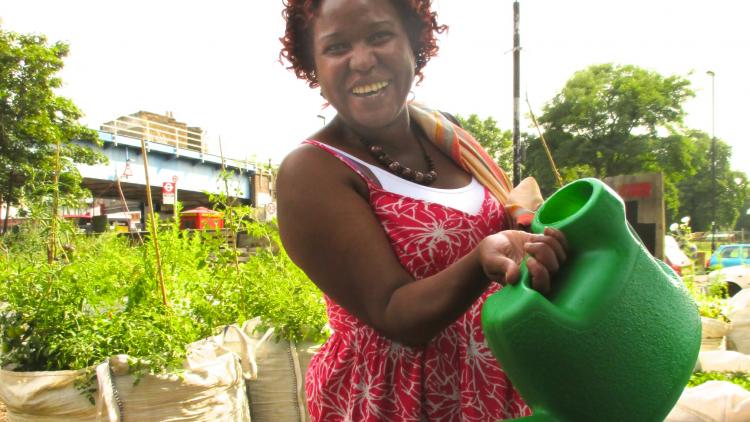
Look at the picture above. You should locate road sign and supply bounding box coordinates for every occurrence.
[163,182,176,205]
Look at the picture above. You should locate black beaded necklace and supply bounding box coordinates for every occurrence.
[358,123,438,185]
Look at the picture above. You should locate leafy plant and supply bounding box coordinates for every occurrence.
[683,277,729,322]
[690,371,750,390]
[0,203,327,376]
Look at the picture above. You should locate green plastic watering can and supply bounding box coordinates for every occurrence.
[482,178,701,422]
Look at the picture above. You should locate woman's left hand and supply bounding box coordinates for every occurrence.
[477,227,568,294]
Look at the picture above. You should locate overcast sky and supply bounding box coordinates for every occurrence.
[2,0,748,175]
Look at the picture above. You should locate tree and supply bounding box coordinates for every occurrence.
[524,63,696,206]
[455,114,513,171]
[0,27,103,233]
[735,179,750,234]
[675,130,742,232]
[732,173,750,234]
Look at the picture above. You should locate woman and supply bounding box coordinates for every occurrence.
[277,0,568,420]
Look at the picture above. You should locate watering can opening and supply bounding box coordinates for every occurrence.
[536,179,595,227]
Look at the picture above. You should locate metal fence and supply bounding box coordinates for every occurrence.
[100,114,204,153]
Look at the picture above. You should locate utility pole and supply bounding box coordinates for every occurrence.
[512,1,521,185]
[707,70,717,252]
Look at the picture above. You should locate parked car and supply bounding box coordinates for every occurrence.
[707,244,750,270]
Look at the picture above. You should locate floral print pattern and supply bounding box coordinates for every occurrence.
[304,140,530,421]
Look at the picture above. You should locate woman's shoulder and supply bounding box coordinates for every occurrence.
[279,125,339,172]
[278,141,332,185]
[278,137,369,200]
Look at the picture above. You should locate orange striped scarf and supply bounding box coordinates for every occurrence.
[409,102,543,227]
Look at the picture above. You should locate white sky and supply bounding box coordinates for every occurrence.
[2,0,748,175]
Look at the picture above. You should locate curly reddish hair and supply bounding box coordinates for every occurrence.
[279,0,447,88]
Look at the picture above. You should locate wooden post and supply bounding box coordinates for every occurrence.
[512,0,521,185]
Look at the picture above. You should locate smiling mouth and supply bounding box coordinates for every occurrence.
[351,81,390,97]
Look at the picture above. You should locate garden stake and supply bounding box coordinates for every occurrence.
[139,138,169,307]
[116,177,143,244]
[48,138,61,264]
[526,94,563,188]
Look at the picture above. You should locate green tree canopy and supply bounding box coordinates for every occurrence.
[0,26,103,231]
[536,64,694,174]
[524,64,700,217]
[455,114,513,171]
[675,130,744,232]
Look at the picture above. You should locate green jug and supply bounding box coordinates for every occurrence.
[482,178,700,422]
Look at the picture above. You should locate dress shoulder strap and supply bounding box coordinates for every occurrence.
[302,140,382,189]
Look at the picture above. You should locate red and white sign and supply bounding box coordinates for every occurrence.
[163,182,176,205]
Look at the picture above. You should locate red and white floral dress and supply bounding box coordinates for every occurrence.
[304,140,531,421]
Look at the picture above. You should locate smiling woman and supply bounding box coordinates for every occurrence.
[276,1,567,421]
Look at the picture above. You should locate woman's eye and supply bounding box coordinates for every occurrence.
[369,32,393,44]
[324,43,348,55]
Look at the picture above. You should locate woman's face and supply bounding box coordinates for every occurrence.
[312,0,416,131]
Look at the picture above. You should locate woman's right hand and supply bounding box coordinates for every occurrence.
[477,227,568,295]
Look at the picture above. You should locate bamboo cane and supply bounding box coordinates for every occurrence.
[139,138,169,307]
[48,138,61,264]
[526,94,564,188]
[116,176,143,244]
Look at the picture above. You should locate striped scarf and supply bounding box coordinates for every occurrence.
[409,102,542,227]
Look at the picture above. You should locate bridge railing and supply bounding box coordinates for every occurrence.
[100,115,204,153]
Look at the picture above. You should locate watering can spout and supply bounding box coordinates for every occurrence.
[482,178,700,422]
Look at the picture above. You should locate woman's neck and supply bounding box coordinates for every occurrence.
[333,112,417,155]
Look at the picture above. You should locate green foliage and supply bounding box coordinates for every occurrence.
[523,63,746,227]
[0,26,105,229]
[669,217,698,260]
[539,64,694,143]
[0,209,327,374]
[241,223,328,343]
[690,371,750,390]
[675,131,744,231]
[455,114,513,171]
[525,64,696,203]
[683,274,729,321]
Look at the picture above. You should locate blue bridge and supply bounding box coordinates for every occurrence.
[73,131,263,222]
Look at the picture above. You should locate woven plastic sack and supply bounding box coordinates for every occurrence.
[726,290,750,353]
[666,381,750,421]
[702,317,730,339]
[727,289,750,320]
[239,318,321,422]
[701,317,729,351]
[0,367,97,421]
[696,350,750,372]
[1,325,252,422]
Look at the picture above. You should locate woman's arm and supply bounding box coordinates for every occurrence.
[277,145,566,346]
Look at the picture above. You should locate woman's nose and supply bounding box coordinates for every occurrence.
[350,43,376,73]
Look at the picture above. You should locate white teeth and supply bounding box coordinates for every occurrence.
[352,81,389,95]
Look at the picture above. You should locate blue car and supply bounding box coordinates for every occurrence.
[707,244,750,270]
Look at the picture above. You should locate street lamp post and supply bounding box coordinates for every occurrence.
[707,70,717,252]
[317,114,326,126]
